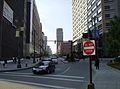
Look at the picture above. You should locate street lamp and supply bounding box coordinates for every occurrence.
[16,27,21,68]
[33,29,36,63]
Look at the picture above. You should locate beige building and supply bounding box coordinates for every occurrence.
[72,0,120,55]
[31,0,43,57]
[72,0,87,51]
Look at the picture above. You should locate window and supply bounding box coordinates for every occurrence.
[98,24,102,30]
[88,5,91,10]
[93,13,97,17]
[106,22,110,26]
[98,8,101,14]
[88,11,91,16]
[92,0,96,5]
[98,16,102,21]
[104,6,110,10]
[92,5,97,11]
[97,0,101,6]
[105,14,110,18]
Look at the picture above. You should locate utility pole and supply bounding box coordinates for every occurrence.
[33,30,36,63]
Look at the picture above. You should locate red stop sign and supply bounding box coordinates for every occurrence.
[83,40,95,55]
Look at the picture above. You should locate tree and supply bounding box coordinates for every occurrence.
[104,16,120,57]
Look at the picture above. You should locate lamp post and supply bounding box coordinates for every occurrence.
[33,29,36,63]
[16,27,21,68]
[87,16,99,89]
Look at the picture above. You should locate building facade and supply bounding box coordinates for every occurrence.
[72,0,120,56]
[31,0,42,57]
[58,41,71,55]
[56,28,63,54]
[0,0,25,59]
[72,0,87,52]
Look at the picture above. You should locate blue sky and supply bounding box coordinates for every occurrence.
[35,0,72,53]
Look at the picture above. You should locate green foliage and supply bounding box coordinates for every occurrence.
[105,16,120,57]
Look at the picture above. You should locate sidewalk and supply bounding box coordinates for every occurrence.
[93,60,120,89]
[0,80,48,89]
[0,58,40,72]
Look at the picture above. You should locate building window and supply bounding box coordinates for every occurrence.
[104,6,110,10]
[98,24,102,30]
[88,11,91,16]
[88,4,91,10]
[98,8,101,14]
[98,16,102,21]
[105,14,110,18]
[93,13,97,17]
[106,22,110,26]
[92,5,97,12]
[92,0,96,5]
[97,0,101,6]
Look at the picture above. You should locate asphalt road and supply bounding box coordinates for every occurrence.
[0,59,90,89]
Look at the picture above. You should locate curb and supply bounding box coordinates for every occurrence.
[0,61,41,72]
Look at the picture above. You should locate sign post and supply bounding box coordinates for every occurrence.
[83,40,95,89]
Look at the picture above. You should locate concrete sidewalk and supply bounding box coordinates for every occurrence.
[0,80,48,89]
[0,58,40,72]
[93,60,120,89]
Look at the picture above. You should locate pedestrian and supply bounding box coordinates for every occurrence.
[95,59,100,69]
[3,63,5,68]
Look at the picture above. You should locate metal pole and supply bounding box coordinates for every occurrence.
[88,56,95,89]
[33,30,36,63]
[17,28,21,68]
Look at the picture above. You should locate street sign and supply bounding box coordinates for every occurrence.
[83,40,95,56]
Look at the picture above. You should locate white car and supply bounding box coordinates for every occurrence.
[51,58,58,64]
[32,61,55,74]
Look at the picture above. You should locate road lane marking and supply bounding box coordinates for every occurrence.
[0,79,75,89]
[0,73,85,82]
[47,74,84,79]
[59,66,71,75]
[4,72,33,75]
[4,72,84,79]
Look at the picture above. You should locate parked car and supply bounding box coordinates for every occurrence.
[114,56,120,62]
[51,58,58,64]
[32,60,55,74]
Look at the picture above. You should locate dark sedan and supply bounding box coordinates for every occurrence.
[32,61,55,74]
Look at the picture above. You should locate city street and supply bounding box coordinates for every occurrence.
[0,59,90,89]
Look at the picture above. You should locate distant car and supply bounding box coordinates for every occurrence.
[114,56,120,62]
[32,61,55,74]
[51,58,58,64]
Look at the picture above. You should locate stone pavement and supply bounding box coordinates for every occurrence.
[93,60,120,89]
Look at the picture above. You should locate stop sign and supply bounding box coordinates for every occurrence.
[83,40,95,56]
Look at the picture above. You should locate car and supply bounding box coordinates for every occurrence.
[32,60,55,74]
[114,56,120,62]
[51,58,58,64]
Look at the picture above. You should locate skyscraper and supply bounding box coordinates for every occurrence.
[56,28,63,54]
[72,0,87,51]
[72,0,120,55]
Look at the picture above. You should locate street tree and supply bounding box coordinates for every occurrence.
[105,16,120,57]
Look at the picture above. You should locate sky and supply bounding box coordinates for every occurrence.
[35,0,72,54]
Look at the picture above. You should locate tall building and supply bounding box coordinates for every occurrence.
[0,0,25,59]
[31,0,43,57]
[56,28,63,54]
[72,0,87,52]
[72,0,120,56]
